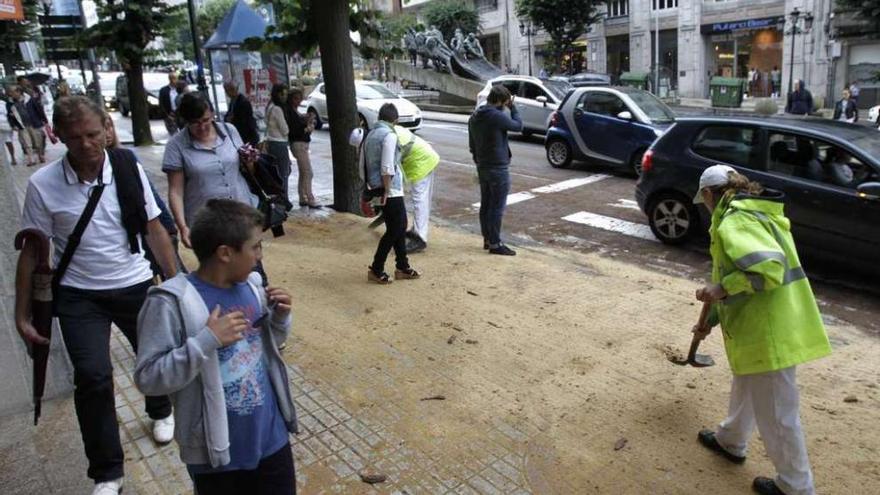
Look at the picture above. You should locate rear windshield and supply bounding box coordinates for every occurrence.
[626,90,675,123]
[356,84,398,100]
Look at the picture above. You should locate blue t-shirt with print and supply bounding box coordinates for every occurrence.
[186,274,289,473]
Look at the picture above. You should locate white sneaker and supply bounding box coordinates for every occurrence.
[152,415,175,444]
[92,478,123,495]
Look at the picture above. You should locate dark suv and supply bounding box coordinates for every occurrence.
[635,116,880,274]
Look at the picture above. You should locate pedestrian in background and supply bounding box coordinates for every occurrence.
[265,84,291,205]
[394,124,439,253]
[692,165,831,495]
[848,81,860,106]
[468,84,522,256]
[363,103,420,284]
[16,96,178,495]
[224,81,260,147]
[26,85,49,163]
[7,85,42,166]
[159,72,180,137]
[135,199,297,495]
[784,80,813,116]
[286,87,319,208]
[832,88,859,123]
[770,67,781,98]
[163,93,259,249]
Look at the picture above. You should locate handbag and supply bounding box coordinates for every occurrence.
[228,124,290,237]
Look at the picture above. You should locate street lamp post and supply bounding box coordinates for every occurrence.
[786,8,814,98]
[186,0,209,100]
[519,20,537,77]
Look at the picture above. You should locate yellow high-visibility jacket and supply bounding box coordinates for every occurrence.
[708,191,832,375]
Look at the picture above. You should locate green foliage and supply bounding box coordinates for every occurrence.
[836,0,880,28]
[421,0,479,42]
[516,0,605,68]
[358,12,417,61]
[84,1,183,66]
[245,0,364,56]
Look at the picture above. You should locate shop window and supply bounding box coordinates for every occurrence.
[652,0,678,10]
[691,125,757,168]
[608,0,628,17]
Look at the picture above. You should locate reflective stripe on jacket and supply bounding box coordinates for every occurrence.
[394,125,439,183]
[708,191,831,375]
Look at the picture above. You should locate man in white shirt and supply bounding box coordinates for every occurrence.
[14,96,178,495]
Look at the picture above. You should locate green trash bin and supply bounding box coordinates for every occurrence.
[709,77,744,108]
[620,72,650,90]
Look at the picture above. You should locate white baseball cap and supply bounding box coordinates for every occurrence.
[348,128,364,147]
[693,164,736,204]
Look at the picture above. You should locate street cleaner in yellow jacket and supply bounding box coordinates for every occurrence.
[394,125,440,254]
[692,165,831,495]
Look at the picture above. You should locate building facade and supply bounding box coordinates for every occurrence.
[384,0,878,107]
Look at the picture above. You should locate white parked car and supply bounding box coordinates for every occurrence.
[475,75,572,136]
[869,104,879,128]
[304,81,422,131]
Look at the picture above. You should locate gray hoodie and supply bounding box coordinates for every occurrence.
[134,272,298,468]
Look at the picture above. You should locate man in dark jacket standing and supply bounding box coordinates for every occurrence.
[468,85,522,256]
[223,81,259,147]
[832,88,859,123]
[785,80,813,116]
[158,72,179,137]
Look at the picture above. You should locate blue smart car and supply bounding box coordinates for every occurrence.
[544,87,675,176]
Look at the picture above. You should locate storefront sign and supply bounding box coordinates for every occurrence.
[700,16,784,35]
[0,0,24,21]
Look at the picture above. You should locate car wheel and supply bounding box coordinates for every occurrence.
[308,108,323,130]
[647,192,699,245]
[630,149,646,177]
[546,139,572,169]
[358,113,368,130]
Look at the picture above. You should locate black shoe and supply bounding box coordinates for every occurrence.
[752,477,785,495]
[697,430,746,464]
[406,230,419,241]
[489,245,516,256]
[483,241,489,250]
[405,238,427,254]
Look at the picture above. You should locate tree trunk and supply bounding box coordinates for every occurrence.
[125,60,154,146]
[312,0,360,214]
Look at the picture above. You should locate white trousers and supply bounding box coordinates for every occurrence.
[715,366,815,495]
[408,169,435,242]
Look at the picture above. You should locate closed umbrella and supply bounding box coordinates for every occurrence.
[14,229,53,425]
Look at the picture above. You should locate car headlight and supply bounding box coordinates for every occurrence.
[147,95,159,105]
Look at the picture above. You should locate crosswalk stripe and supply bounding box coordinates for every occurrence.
[471,174,610,208]
[562,211,658,242]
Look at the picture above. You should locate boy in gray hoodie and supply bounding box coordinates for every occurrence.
[134,199,297,494]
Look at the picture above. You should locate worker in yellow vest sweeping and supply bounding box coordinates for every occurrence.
[691,165,831,495]
[394,125,439,253]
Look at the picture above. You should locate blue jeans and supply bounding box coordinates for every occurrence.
[477,166,510,248]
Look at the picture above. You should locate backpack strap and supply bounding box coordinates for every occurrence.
[108,148,148,254]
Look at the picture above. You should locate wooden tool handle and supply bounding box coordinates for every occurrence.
[697,301,712,330]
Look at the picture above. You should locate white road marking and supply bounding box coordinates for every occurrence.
[422,123,468,133]
[561,211,658,242]
[531,175,610,193]
[607,198,641,211]
[471,174,610,208]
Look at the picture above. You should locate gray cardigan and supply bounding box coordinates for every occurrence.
[134,272,298,468]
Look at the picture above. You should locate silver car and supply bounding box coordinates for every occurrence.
[475,76,572,136]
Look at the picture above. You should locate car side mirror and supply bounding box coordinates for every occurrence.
[536,95,548,106]
[857,182,880,200]
[617,111,633,120]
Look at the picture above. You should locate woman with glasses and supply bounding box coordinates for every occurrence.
[162,93,258,249]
